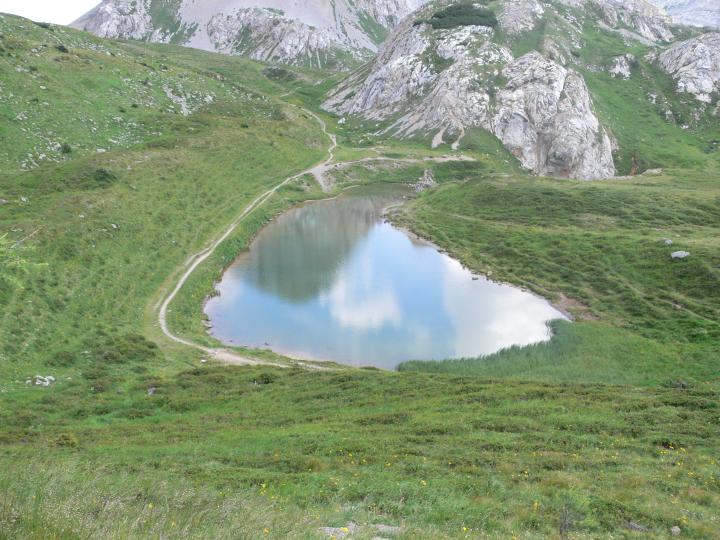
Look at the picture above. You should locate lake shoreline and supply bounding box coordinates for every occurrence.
[205,186,569,369]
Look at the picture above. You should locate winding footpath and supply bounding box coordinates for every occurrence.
[155,105,474,366]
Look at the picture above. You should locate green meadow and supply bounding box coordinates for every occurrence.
[0,13,718,540]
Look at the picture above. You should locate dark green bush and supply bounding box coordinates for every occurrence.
[54,433,79,448]
[262,66,298,82]
[91,333,160,365]
[417,4,498,30]
[92,168,118,186]
[255,372,276,385]
[47,351,76,367]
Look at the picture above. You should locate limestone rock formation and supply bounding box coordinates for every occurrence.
[610,54,636,78]
[72,0,426,68]
[647,0,720,29]
[324,1,620,180]
[658,32,720,102]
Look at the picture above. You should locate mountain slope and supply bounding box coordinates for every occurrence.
[324,0,720,179]
[71,0,427,69]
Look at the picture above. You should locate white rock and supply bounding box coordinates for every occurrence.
[32,375,55,387]
[319,523,358,537]
[499,0,545,34]
[610,54,635,79]
[658,33,720,103]
[671,251,690,259]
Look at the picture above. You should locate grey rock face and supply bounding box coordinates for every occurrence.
[206,9,347,67]
[72,0,157,41]
[493,53,616,179]
[647,0,720,29]
[658,32,720,102]
[499,0,545,34]
[610,54,636,78]
[72,0,427,68]
[501,0,673,45]
[324,3,616,180]
[596,0,674,43]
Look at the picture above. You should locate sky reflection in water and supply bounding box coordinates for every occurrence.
[205,191,566,369]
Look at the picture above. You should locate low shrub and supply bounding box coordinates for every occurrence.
[417,4,498,30]
[90,333,160,365]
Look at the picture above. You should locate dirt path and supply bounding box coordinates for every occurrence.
[312,154,475,191]
[155,105,474,367]
[156,107,336,367]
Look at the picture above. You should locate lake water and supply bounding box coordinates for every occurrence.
[205,187,567,369]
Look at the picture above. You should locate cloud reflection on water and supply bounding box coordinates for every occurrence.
[205,189,567,369]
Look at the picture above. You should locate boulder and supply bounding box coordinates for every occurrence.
[610,54,636,78]
[671,251,690,259]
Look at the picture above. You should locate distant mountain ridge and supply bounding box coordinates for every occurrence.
[71,0,428,69]
[647,0,720,29]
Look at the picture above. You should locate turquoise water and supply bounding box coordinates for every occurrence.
[205,189,566,369]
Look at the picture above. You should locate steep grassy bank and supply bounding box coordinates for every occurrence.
[0,16,327,377]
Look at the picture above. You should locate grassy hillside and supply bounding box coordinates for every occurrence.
[0,12,719,540]
[3,366,719,539]
[394,163,720,384]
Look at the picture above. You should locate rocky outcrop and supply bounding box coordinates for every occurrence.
[493,53,616,179]
[71,0,157,41]
[497,0,672,45]
[658,32,720,102]
[72,0,427,69]
[324,4,616,180]
[597,0,674,43]
[499,0,545,34]
[206,9,346,68]
[646,0,720,29]
[610,54,636,78]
